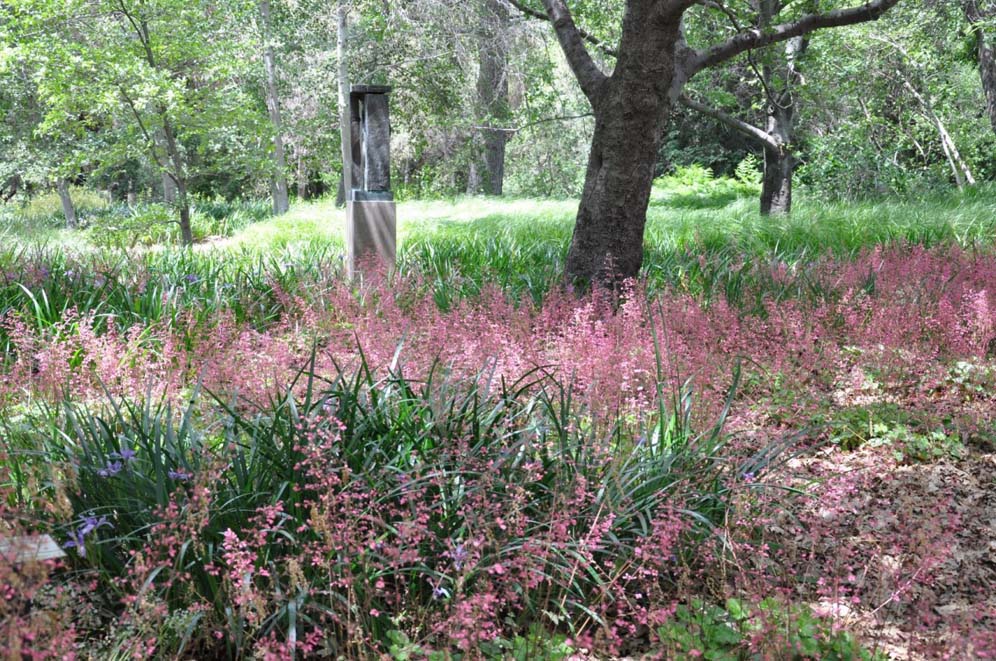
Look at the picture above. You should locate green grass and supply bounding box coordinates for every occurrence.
[7,181,996,260]
[3,178,996,308]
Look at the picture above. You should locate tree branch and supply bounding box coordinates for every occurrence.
[473,112,594,133]
[678,94,781,151]
[689,0,900,75]
[537,0,609,102]
[695,0,744,31]
[117,84,178,185]
[115,0,158,68]
[506,0,618,57]
[507,0,552,22]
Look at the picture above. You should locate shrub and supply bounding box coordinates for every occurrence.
[18,187,109,224]
[657,597,884,660]
[1,339,792,656]
[651,165,759,210]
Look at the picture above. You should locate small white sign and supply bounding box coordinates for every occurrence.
[0,535,67,562]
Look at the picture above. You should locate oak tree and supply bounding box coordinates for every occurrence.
[518,0,901,285]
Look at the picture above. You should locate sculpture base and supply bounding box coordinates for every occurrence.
[346,199,396,279]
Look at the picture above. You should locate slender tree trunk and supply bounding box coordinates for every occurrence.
[155,130,178,203]
[117,8,193,245]
[900,76,976,188]
[296,152,308,199]
[177,179,193,245]
[476,0,510,195]
[336,1,352,207]
[466,160,482,195]
[160,117,194,245]
[56,178,77,228]
[261,0,290,214]
[564,7,680,286]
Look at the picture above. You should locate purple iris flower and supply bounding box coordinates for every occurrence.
[168,469,192,481]
[450,543,468,571]
[110,447,137,463]
[64,528,87,555]
[97,461,123,477]
[63,515,112,557]
[80,515,110,536]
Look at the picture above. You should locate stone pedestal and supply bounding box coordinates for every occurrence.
[346,197,396,279]
[346,85,395,279]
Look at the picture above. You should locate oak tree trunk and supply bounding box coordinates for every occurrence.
[977,21,996,132]
[466,160,482,195]
[981,33,996,133]
[761,148,794,215]
[761,78,797,215]
[563,6,680,286]
[965,1,996,133]
[56,178,77,228]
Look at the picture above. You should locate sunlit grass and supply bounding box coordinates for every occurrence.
[4,181,996,306]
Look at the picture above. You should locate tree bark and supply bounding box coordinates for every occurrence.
[758,34,805,215]
[980,29,996,133]
[761,148,795,215]
[56,178,77,228]
[177,179,193,245]
[161,169,177,203]
[466,160,482,195]
[336,1,352,207]
[261,0,290,215]
[2,175,21,203]
[561,2,679,287]
[476,0,510,195]
[964,1,996,133]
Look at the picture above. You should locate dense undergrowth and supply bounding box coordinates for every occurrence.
[1,177,995,658]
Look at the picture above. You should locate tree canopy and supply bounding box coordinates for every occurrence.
[1,0,993,261]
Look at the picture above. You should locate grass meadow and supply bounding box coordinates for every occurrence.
[1,174,995,658]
